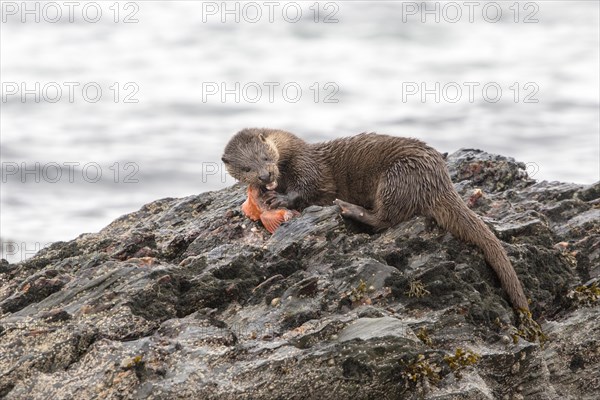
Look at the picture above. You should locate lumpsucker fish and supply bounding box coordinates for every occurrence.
[241,185,299,233]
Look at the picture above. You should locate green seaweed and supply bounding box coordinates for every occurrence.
[122,355,144,370]
[405,280,430,298]
[443,348,480,380]
[513,309,547,344]
[349,279,368,303]
[568,282,600,307]
[346,278,375,306]
[416,327,433,347]
[400,354,441,387]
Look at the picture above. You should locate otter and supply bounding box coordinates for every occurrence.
[222,128,530,311]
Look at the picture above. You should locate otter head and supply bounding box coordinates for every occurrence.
[222,128,280,190]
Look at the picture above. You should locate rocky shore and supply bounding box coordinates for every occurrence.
[1,149,598,399]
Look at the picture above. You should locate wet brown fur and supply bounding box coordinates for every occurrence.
[222,128,530,311]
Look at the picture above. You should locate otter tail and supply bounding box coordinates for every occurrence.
[429,191,529,311]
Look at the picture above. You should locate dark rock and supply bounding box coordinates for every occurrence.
[576,181,600,202]
[1,151,599,399]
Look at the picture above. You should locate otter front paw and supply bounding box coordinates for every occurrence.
[263,190,302,209]
[263,191,291,209]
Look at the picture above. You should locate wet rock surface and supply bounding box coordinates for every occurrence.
[1,149,599,399]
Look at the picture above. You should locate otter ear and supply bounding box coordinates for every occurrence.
[221,156,230,164]
[258,134,266,142]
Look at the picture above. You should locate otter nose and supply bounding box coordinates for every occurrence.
[259,172,271,183]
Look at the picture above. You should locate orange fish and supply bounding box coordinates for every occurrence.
[242,185,299,233]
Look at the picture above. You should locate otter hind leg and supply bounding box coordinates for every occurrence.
[333,199,392,231]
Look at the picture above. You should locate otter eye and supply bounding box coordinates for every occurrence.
[242,167,251,173]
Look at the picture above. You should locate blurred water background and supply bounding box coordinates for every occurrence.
[1,1,599,262]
